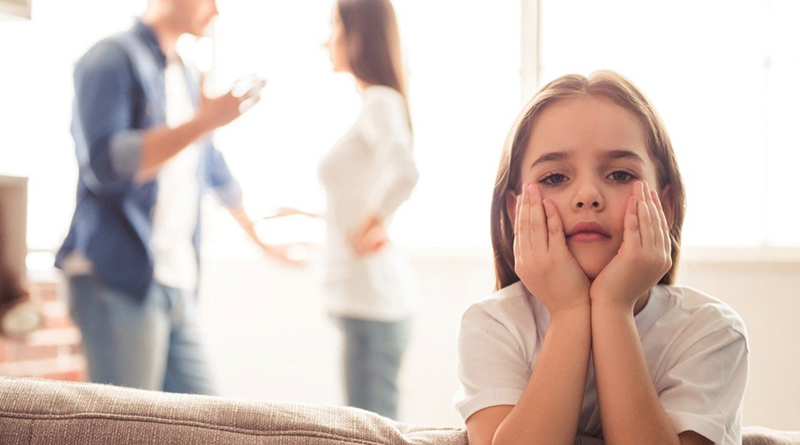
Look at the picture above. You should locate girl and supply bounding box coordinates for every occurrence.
[319,0,418,420]
[455,72,748,445]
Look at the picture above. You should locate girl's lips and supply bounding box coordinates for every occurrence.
[566,221,611,239]
[568,232,610,242]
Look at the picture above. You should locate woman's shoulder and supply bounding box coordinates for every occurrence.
[363,84,403,98]
[655,284,747,339]
[362,85,406,109]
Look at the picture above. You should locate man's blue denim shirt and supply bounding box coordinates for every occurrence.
[56,19,243,300]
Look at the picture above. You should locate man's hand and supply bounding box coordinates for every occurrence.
[195,76,266,131]
[259,242,311,268]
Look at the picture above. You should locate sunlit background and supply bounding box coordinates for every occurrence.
[1,0,799,430]
[3,0,799,254]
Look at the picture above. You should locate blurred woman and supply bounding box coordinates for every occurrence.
[320,0,418,420]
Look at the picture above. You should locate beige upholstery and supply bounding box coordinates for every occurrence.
[0,377,796,444]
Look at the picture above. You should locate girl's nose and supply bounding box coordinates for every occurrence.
[576,200,601,209]
[572,184,604,211]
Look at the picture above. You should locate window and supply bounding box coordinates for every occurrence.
[6,1,797,255]
[0,0,146,252]
[535,0,800,248]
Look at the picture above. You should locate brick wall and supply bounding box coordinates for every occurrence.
[0,281,86,381]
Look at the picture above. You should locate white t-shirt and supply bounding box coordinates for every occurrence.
[317,85,419,322]
[454,282,749,444]
[150,59,201,292]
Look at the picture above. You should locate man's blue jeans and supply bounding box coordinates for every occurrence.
[335,316,411,420]
[67,275,215,395]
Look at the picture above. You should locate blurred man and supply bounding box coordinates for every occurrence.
[56,0,290,394]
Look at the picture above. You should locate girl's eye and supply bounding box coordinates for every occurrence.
[608,170,636,183]
[540,173,568,186]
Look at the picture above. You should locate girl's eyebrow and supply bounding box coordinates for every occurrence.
[529,151,571,170]
[529,149,645,170]
[602,149,645,164]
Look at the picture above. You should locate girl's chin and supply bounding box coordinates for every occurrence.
[572,251,616,280]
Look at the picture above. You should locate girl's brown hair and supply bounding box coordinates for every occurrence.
[490,71,686,291]
[337,0,408,100]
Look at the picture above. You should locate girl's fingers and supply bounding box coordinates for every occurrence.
[529,184,548,250]
[519,185,531,253]
[542,198,566,253]
[514,194,521,237]
[652,190,671,255]
[645,183,662,248]
[513,194,521,258]
[623,195,641,249]
[637,181,655,247]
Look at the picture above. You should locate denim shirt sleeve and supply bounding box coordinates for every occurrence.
[73,40,142,193]
[205,141,243,209]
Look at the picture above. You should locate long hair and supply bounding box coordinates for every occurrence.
[337,0,410,128]
[490,71,686,291]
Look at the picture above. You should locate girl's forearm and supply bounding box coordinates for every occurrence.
[493,304,591,445]
[591,304,680,445]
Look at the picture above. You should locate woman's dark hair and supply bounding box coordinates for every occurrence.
[337,0,410,127]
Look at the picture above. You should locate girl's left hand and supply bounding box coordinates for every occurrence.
[350,214,389,256]
[590,181,672,312]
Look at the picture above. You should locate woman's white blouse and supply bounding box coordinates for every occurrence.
[318,85,419,321]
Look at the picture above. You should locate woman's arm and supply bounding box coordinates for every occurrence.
[360,89,419,222]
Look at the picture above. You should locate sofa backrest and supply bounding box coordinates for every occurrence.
[1,376,797,444]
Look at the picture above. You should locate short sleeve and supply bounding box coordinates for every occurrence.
[658,327,748,445]
[453,303,532,422]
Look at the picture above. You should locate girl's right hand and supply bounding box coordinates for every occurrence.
[514,183,590,316]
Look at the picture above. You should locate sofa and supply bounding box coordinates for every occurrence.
[0,376,797,444]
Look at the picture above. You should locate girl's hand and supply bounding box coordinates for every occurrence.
[350,214,389,257]
[590,181,672,312]
[514,183,590,316]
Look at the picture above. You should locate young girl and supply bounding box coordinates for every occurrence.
[455,72,748,445]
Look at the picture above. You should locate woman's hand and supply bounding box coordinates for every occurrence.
[514,183,590,316]
[350,213,389,257]
[590,181,672,312]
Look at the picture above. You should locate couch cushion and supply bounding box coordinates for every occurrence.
[0,376,467,445]
[1,377,796,444]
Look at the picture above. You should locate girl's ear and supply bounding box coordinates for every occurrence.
[505,190,517,224]
[660,185,675,229]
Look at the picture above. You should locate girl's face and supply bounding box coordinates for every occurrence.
[325,8,350,73]
[511,95,668,279]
